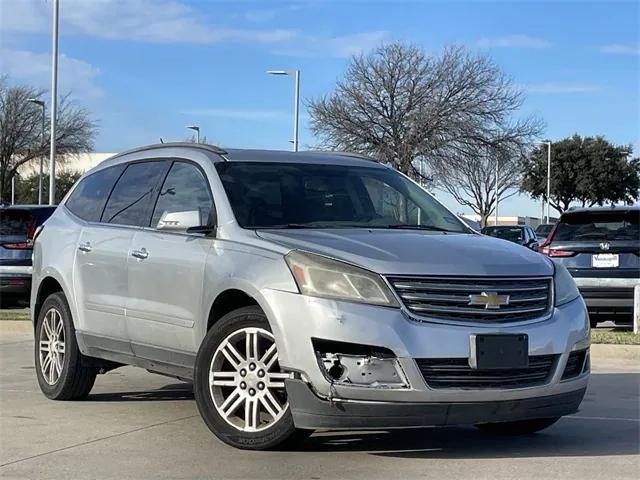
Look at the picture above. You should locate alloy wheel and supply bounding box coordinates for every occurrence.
[39,307,66,385]
[209,327,290,432]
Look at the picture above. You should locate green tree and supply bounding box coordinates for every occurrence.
[521,135,639,213]
[0,76,96,202]
[15,170,82,205]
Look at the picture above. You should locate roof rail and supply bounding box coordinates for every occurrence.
[109,142,227,161]
[304,150,378,162]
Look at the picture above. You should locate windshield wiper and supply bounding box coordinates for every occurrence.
[384,224,459,233]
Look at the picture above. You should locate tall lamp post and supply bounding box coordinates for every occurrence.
[27,99,46,204]
[544,141,551,223]
[267,69,300,152]
[186,125,200,143]
[48,0,60,205]
[534,141,552,224]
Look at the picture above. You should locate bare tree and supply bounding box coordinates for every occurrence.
[308,43,543,222]
[0,76,96,202]
[432,143,530,227]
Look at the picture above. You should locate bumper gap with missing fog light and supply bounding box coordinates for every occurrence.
[312,339,408,389]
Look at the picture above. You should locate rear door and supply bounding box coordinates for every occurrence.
[547,209,640,277]
[126,160,214,358]
[71,161,169,347]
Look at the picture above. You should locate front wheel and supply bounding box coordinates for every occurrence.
[476,417,561,435]
[193,306,312,450]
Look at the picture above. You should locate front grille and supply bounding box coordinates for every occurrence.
[387,276,553,323]
[416,355,558,389]
[562,349,588,380]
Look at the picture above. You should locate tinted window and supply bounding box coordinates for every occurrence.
[0,210,32,236]
[535,224,553,236]
[150,162,213,228]
[102,161,169,227]
[66,165,125,222]
[483,226,524,242]
[553,210,639,242]
[215,162,467,232]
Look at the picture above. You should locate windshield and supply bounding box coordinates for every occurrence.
[482,227,524,242]
[553,210,639,242]
[215,162,469,232]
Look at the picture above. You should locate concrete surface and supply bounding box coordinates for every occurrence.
[1,326,638,480]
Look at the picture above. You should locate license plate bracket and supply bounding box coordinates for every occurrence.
[469,334,529,370]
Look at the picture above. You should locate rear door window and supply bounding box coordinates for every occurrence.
[66,165,125,222]
[553,211,640,242]
[102,161,170,227]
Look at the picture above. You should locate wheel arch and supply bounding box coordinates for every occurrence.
[32,272,74,330]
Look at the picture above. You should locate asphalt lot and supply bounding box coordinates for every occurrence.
[1,325,638,480]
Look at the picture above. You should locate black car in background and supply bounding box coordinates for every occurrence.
[539,206,640,327]
[481,225,539,251]
[0,205,56,307]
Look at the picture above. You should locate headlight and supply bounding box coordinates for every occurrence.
[285,250,399,307]
[553,261,580,306]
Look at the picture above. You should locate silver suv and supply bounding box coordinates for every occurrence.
[31,143,590,450]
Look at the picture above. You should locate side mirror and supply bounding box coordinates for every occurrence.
[156,210,202,232]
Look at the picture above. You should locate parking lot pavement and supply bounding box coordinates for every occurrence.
[1,329,638,480]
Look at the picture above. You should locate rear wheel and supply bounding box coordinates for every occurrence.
[194,306,312,450]
[35,292,98,400]
[476,417,560,435]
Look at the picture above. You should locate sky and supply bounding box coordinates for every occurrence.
[1,0,638,217]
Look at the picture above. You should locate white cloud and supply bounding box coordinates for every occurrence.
[600,43,640,55]
[1,0,383,58]
[0,47,102,100]
[476,34,551,49]
[272,31,389,58]
[182,109,287,121]
[521,83,602,94]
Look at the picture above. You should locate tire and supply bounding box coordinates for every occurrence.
[194,306,312,450]
[476,417,561,435]
[34,292,98,400]
[590,318,599,329]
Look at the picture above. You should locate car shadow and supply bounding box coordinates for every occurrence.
[88,383,194,402]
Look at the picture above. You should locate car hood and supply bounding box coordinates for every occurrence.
[256,229,553,277]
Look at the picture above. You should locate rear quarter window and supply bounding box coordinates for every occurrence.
[66,165,125,222]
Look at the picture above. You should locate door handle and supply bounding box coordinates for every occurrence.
[78,242,92,253]
[131,248,149,260]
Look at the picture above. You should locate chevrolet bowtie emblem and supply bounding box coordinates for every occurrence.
[468,291,510,309]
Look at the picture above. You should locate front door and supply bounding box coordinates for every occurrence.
[126,160,214,361]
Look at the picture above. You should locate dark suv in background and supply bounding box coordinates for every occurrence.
[539,206,640,327]
[481,225,539,251]
[0,205,56,307]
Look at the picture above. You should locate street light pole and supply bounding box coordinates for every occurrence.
[186,125,200,143]
[545,141,551,223]
[27,99,46,204]
[48,0,59,205]
[267,69,300,152]
[494,155,499,226]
